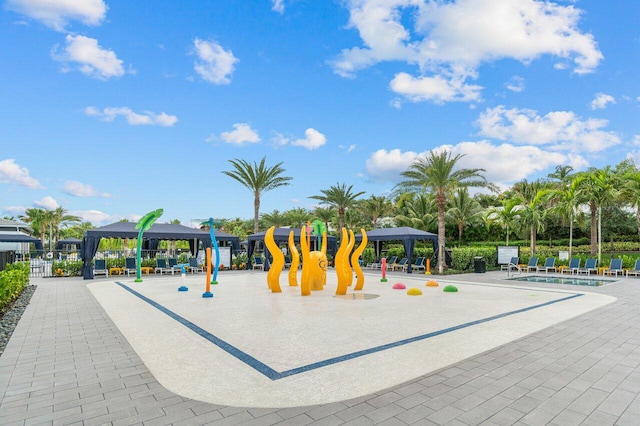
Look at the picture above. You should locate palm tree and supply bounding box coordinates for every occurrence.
[541,179,580,257]
[20,208,54,247]
[222,157,293,233]
[313,206,336,234]
[309,183,365,234]
[51,206,81,244]
[447,188,482,245]
[575,167,620,262]
[396,150,491,273]
[260,209,287,228]
[485,198,522,246]
[520,192,547,255]
[394,192,436,231]
[547,165,574,184]
[283,207,311,228]
[357,195,393,229]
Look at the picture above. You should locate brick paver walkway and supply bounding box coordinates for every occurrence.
[1,274,640,425]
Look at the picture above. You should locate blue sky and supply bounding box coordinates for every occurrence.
[1,0,638,227]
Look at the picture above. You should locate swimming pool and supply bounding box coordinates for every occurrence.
[507,275,616,286]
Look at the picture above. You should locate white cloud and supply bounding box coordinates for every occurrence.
[590,92,615,110]
[475,106,621,153]
[339,144,357,153]
[505,76,525,93]
[390,71,482,104]
[71,209,119,225]
[192,38,238,85]
[333,0,602,103]
[52,35,125,80]
[34,196,59,209]
[215,123,261,146]
[291,128,327,150]
[0,159,43,189]
[271,0,285,14]
[2,206,27,216]
[63,181,111,197]
[85,106,178,126]
[365,142,588,187]
[6,0,107,31]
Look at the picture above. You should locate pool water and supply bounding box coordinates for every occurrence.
[507,275,616,287]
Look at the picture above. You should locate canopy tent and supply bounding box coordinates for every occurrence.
[82,222,240,279]
[0,233,44,252]
[355,227,438,273]
[56,237,83,251]
[246,228,338,270]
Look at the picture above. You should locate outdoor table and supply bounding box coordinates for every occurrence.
[140,267,153,275]
[109,267,123,275]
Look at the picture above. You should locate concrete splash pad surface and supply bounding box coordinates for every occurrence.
[88,272,615,408]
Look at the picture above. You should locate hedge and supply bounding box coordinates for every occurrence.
[0,262,30,312]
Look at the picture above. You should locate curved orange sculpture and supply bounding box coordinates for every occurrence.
[352,228,367,291]
[287,231,299,287]
[264,226,283,293]
[344,229,355,287]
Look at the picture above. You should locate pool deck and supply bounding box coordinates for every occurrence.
[1,270,640,425]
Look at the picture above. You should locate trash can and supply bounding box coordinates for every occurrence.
[473,256,486,273]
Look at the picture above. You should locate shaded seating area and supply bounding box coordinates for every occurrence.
[392,258,409,271]
[355,227,438,274]
[155,258,171,275]
[188,257,203,273]
[253,256,264,270]
[412,257,426,272]
[93,259,108,277]
[82,222,239,279]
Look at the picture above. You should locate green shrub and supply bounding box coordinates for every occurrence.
[0,262,30,312]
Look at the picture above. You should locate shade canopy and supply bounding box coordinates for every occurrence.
[355,227,438,273]
[0,233,44,252]
[81,222,240,279]
[246,227,338,270]
[56,237,83,250]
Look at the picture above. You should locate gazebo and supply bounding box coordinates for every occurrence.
[355,227,438,273]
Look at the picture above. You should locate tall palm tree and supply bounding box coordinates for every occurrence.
[260,209,287,228]
[222,157,293,233]
[396,150,491,273]
[446,188,482,245]
[357,195,393,229]
[20,208,54,247]
[541,179,580,258]
[485,198,522,246]
[283,207,310,228]
[512,179,549,255]
[52,206,81,244]
[309,183,365,234]
[575,167,620,262]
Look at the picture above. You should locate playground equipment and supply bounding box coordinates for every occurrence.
[203,247,213,298]
[300,226,327,296]
[200,218,221,285]
[134,208,163,282]
[264,226,283,293]
[287,231,299,287]
[380,258,388,282]
[178,264,188,292]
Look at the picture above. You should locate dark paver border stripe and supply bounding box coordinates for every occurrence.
[115,282,583,380]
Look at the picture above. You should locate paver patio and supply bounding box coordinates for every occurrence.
[1,271,640,425]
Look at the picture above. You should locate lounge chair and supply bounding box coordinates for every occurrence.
[626,259,640,277]
[168,257,182,275]
[603,258,624,277]
[525,257,539,272]
[253,256,264,270]
[501,256,520,272]
[284,255,292,269]
[412,257,426,272]
[577,258,598,275]
[124,257,137,276]
[93,259,108,278]
[561,258,581,275]
[392,258,408,271]
[155,258,171,275]
[537,257,556,274]
[188,257,203,273]
[385,256,398,270]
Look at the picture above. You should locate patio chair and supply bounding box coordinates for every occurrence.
[392,258,408,271]
[525,257,539,272]
[284,255,292,269]
[369,258,384,270]
[577,258,598,275]
[385,256,398,270]
[168,257,181,275]
[155,258,171,275]
[188,257,203,273]
[537,257,556,274]
[124,257,136,276]
[603,258,624,277]
[626,259,640,277]
[501,256,520,272]
[253,256,264,270]
[561,258,581,275]
[93,259,108,278]
[412,257,426,272]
